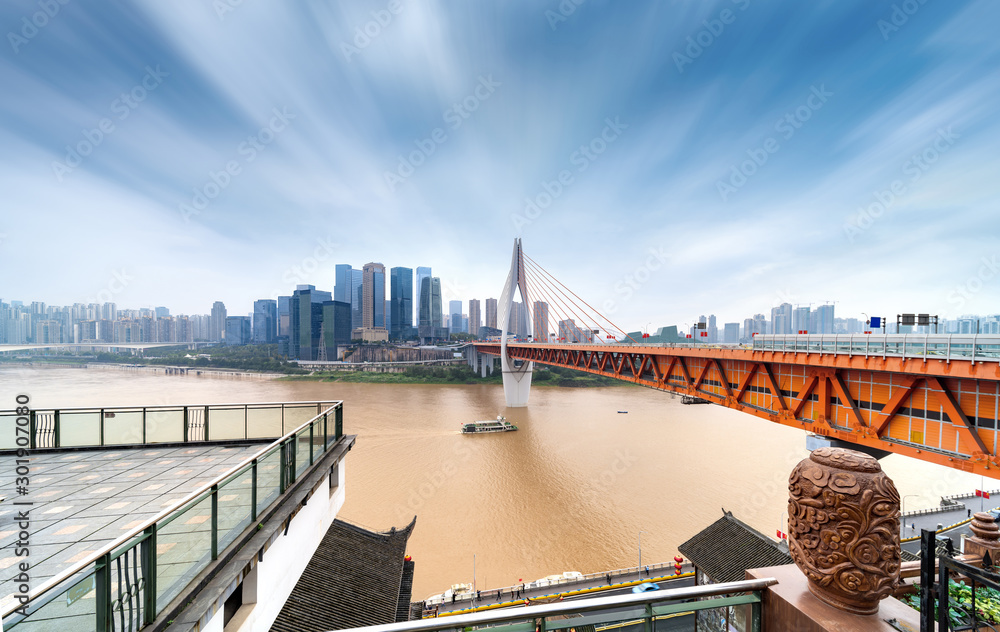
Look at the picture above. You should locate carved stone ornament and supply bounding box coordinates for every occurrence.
[787,447,901,615]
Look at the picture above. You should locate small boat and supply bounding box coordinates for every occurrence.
[617,410,628,414]
[462,415,517,434]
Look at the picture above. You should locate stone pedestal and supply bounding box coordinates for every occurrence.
[746,564,919,632]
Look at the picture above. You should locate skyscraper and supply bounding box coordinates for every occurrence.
[418,276,443,343]
[351,269,363,330]
[252,299,277,344]
[485,298,498,329]
[334,264,352,304]
[468,299,481,337]
[210,301,227,342]
[390,267,413,340]
[415,267,431,327]
[532,301,549,342]
[815,303,835,334]
[321,300,352,360]
[362,263,386,329]
[792,306,811,333]
[290,285,332,360]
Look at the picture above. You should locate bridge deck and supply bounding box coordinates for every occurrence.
[472,338,1000,479]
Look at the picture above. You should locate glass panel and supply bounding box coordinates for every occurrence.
[312,419,324,461]
[0,413,20,450]
[207,407,245,441]
[246,406,282,439]
[103,410,143,445]
[256,449,281,514]
[4,570,97,632]
[147,409,184,443]
[296,429,310,476]
[59,411,101,447]
[217,472,253,551]
[282,405,317,434]
[156,495,213,608]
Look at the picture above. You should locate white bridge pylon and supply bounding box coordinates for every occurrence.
[498,238,532,407]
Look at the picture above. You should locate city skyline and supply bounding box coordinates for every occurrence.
[2,2,999,330]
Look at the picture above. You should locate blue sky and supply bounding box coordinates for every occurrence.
[1,0,998,330]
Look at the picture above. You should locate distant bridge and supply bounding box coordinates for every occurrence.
[0,342,213,354]
[468,239,1000,479]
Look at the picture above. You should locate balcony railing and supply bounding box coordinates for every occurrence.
[0,400,340,450]
[0,401,344,631]
[348,577,775,632]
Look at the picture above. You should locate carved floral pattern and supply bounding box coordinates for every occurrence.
[788,447,900,615]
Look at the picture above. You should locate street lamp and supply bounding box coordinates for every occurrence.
[902,494,919,516]
[638,530,646,572]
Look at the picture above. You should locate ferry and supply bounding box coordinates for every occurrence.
[462,415,517,434]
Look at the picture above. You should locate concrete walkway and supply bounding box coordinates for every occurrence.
[900,489,1000,555]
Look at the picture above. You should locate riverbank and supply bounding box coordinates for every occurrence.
[282,364,627,387]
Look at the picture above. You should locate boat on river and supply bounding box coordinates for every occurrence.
[462,415,517,434]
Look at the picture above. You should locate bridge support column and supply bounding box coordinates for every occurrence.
[498,239,532,407]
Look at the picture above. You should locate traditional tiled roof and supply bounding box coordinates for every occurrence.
[271,517,416,632]
[678,509,793,583]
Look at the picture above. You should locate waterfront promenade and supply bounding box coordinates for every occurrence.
[426,562,694,617]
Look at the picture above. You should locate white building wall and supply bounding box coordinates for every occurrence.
[201,457,347,632]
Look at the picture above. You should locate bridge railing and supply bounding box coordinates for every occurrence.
[751,334,1000,363]
[0,400,340,451]
[0,401,345,631]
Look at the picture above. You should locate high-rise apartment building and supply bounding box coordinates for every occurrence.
[225,316,251,345]
[815,304,835,334]
[792,306,811,333]
[533,301,549,342]
[485,298,498,330]
[771,303,792,335]
[468,299,481,337]
[209,301,227,342]
[390,267,413,340]
[723,323,740,343]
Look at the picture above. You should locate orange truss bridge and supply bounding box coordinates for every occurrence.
[470,336,1000,479]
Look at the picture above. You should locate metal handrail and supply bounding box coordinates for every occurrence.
[0,399,336,414]
[348,578,777,632]
[1,401,343,626]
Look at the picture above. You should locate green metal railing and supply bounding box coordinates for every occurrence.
[346,577,775,632]
[0,400,339,450]
[1,401,344,632]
